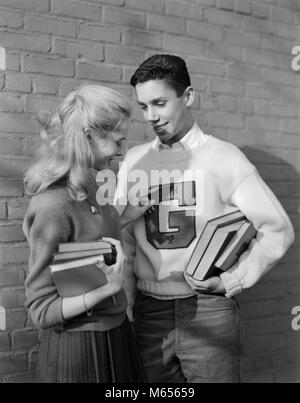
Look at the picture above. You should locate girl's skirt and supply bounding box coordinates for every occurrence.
[36,317,147,383]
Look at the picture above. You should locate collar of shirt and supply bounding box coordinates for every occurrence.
[152,122,209,152]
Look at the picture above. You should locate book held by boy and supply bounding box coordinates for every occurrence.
[214,220,257,272]
[185,210,257,281]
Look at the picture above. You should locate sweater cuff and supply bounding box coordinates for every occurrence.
[220,271,243,298]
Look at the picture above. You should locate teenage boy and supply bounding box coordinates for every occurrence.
[114,54,295,383]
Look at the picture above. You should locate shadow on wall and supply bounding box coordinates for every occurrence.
[236,146,300,383]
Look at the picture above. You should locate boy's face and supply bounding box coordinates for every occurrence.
[135,79,193,146]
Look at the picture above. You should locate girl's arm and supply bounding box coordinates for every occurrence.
[62,238,125,320]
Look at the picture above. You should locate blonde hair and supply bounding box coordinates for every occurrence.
[24,85,131,201]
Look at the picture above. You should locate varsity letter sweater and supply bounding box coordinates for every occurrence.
[115,135,294,299]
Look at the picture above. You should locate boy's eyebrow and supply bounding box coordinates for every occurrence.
[137,97,168,105]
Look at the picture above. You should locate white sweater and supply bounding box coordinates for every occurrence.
[114,135,295,299]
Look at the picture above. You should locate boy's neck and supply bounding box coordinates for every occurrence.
[162,117,195,146]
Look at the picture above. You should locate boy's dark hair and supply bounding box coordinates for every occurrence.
[130,54,191,97]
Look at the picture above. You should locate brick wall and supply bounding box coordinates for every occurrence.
[0,0,299,383]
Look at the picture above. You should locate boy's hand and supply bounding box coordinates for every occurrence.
[184,273,226,294]
[120,191,156,227]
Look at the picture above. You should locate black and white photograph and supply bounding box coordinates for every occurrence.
[0,0,299,386]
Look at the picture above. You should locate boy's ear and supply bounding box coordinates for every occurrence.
[185,86,195,107]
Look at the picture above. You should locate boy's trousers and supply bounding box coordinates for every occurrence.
[133,291,240,383]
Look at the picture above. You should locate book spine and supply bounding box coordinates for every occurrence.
[185,224,217,276]
[58,242,110,253]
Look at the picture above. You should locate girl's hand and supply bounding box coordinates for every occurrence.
[184,273,226,294]
[100,237,126,293]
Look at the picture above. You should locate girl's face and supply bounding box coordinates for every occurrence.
[91,123,128,170]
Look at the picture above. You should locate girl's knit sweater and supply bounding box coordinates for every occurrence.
[23,181,127,331]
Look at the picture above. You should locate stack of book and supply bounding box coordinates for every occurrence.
[185,210,257,281]
[50,240,116,298]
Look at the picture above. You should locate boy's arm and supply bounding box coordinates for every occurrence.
[220,171,295,297]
